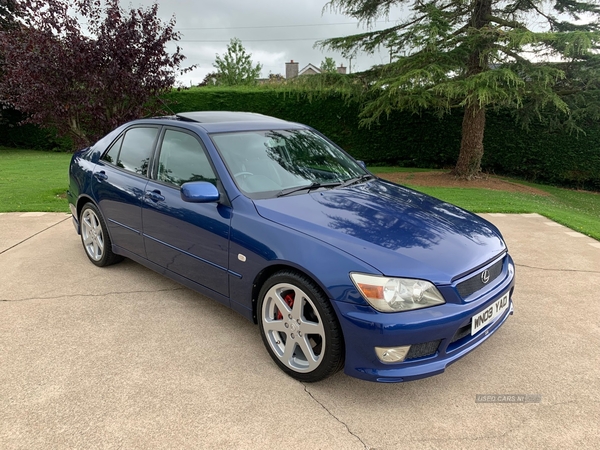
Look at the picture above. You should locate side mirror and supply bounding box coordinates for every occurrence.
[357,160,367,169]
[181,181,220,203]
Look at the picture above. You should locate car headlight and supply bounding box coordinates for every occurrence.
[350,273,445,313]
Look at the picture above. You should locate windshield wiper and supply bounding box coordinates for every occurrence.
[276,181,341,198]
[338,174,375,188]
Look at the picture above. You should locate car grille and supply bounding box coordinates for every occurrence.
[406,340,441,360]
[457,257,504,299]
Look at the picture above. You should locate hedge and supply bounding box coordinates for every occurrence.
[2,86,599,190]
[163,87,600,190]
[162,87,465,168]
[0,109,71,151]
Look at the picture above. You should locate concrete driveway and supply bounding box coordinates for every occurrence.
[1,212,599,449]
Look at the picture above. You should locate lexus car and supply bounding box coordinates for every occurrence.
[67,111,515,383]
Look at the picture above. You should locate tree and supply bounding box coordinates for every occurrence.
[268,73,285,83]
[213,37,262,86]
[0,0,190,147]
[198,72,221,87]
[320,56,338,73]
[0,1,17,102]
[0,0,17,30]
[320,0,600,178]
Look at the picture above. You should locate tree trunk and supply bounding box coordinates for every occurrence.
[454,103,486,178]
[69,114,89,147]
[453,0,492,179]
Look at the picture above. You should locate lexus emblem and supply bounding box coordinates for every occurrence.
[481,269,491,284]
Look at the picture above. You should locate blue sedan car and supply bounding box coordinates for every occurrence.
[68,111,515,383]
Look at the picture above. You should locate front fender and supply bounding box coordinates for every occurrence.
[226,196,381,321]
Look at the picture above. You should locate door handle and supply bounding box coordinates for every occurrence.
[94,171,108,181]
[145,190,165,202]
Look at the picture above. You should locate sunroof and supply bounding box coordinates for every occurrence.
[176,111,282,123]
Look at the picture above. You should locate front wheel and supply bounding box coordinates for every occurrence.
[80,203,122,267]
[258,271,344,382]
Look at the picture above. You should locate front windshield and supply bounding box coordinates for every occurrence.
[211,129,368,199]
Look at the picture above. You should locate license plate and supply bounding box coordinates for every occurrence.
[471,293,510,336]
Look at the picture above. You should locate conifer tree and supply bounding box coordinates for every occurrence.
[321,0,600,178]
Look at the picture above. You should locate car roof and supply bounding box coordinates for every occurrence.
[175,111,287,124]
[150,111,305,133]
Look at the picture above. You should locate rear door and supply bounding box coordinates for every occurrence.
[142,128,232,297]
[93,126,159,257]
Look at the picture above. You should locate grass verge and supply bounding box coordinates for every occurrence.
[0,147,71,212]
[0,150,598,241]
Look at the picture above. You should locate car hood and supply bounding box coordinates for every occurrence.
[253,179,506,284]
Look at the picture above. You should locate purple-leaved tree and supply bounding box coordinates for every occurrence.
[0,0,191,147]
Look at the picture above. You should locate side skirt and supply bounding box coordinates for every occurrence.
[112,245,241,313]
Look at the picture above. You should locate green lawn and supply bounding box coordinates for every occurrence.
[0,147,71,212]
[1,148,598,241]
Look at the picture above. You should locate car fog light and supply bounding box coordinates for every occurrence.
[375,346,411,364]
[508,261,515,277]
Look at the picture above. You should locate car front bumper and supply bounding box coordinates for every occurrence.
[333,257,516,383]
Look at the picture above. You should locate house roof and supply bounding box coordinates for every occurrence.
[298,63,321,76]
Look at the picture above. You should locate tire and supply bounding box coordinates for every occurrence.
[79,203,123,267]
[258,271,344,382]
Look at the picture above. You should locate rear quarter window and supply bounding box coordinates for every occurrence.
[102,127,159,176]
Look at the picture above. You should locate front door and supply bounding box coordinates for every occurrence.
[142,128,231,297]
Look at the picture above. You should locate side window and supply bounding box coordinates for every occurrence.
[157,130,217,187]
[102,127,158,175]
[103,135,123,166]
[118,127,158,175]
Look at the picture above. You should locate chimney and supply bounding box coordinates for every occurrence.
[286,60,299,79]
[337,64,347,75]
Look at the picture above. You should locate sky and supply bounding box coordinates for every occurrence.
[132,0,403,86]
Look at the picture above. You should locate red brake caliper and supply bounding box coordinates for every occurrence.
[277,292,295,320]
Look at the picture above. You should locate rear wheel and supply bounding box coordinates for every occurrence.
[258,271,344,382]
[80,203,122,267]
